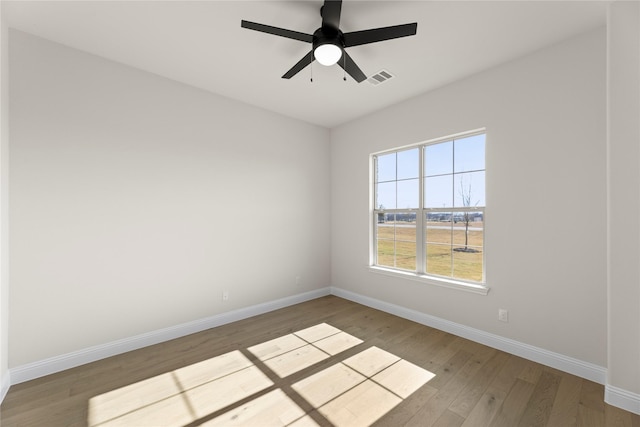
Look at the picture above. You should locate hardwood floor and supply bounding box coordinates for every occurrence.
[1,296,639,426]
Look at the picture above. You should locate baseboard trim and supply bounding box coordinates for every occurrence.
[8,287,638,416]
[9,287,331,385]
[0,371,9,403]
[330,286,607,385]
[605,385,640,415]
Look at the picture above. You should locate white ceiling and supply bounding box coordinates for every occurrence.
[5,0,608,128]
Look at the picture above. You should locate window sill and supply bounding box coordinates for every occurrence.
[368,266,490,295]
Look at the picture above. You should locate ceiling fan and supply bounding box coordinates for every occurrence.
[241,0,418,83]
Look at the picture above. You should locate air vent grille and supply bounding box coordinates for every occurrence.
[367,70,395,86]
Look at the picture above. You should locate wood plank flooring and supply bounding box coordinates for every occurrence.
[1,296,639,426]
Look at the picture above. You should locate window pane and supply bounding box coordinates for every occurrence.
[425,213,452,244]
[396,241,416,270]
[426,244,451,277]
[454,171,485,208]
[395,213,416,242]
[397,148,419,180]
[377,240,394,267]
[397,179,419,209]
[454,134,485,173]
[425,175,452,208]
[453,246,483,282]
[376,153,396,182]
[376,213,416,271]
[376,182,396,209]
[425,140,453,177]
[376,218,395,240]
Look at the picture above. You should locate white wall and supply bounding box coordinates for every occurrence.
[8,30,331,367]
[607,0,640,402]
[331,29,607,367]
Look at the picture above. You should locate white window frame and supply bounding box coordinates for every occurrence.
[369,129,488,295]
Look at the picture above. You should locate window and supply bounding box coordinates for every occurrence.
[372,132,486,287]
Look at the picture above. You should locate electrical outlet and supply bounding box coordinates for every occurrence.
[295,276,302,286]
[498,309,508,322]
[222,290,229,301]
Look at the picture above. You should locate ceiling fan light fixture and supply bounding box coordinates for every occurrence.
[314,43,342,66]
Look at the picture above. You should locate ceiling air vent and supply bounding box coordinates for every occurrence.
[367,70,395,86]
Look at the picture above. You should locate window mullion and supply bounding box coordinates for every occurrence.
[371,155,378,266]
[450,140,455,277]
[416,147,425,274]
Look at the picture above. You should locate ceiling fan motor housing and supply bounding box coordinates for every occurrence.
[313,27,344,51]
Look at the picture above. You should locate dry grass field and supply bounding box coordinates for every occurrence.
[377,220,483,282]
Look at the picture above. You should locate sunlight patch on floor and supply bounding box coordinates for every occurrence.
[246,334,307,361]
[88,323,435,427]
[372,358,436,398]
[292,363,367,408]
[293,346,436,427]
[294,323,342,342]
[342,346,401,377]
[88,351,272,426]
[313,331,364,356]
[319,379,402,427]
[248,323,363,378]
[262,344,330,378]
[201,389,317,427]
[248,323,362,378]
